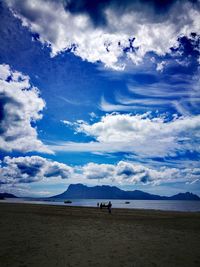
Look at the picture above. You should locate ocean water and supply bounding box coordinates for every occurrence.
[1,198,200,212]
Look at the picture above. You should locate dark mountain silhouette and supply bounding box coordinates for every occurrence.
[51,184,200,200]
[0,193,17,199]
[169,192,200,201]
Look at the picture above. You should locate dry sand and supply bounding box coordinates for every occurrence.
[0,202,200,267]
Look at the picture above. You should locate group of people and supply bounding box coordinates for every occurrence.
[97,201,112,213]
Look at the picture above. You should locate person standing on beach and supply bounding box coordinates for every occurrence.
[108,201,112,214]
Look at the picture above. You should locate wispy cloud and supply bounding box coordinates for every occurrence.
[100,96,154,112]
[116,93,170,106]
[102,65,200,115]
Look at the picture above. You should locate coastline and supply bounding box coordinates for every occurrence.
[2,200,200,213]
[0,202,200,267]
[1,197,200,212]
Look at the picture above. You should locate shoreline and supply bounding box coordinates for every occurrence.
[1,198,200,213]
[1,202,200,267]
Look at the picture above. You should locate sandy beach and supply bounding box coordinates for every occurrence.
[0,203,200,267]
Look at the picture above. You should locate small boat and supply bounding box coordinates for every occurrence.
[125,201,130,204]
[64,200,72,204]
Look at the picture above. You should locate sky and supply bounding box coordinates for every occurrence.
[0,0,200,197]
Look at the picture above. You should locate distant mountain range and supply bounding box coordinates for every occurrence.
[0,193,17,199]
[51,184,200,201]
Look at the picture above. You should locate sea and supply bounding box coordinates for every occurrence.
[1,198,200,212]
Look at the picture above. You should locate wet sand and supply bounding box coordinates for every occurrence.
[0,202,200,267]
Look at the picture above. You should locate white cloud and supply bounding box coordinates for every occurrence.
[81,161,198,185]
[51,113,200,157]
[61,120,73,126]
[100,96,153,112]
[156,61,167,72]
[6,0,200,69]
[0,64,11,80]
[0,64,51,153]
[110,70,200,115]
[114,93,170,108]
[1,156,199,188]
[81,160,200,185]
[100,96,137,112]
[89,112,98,120]
[81,162,115,180]
[0,156,74,185]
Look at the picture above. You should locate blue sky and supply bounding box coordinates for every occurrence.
[0,0,200,197]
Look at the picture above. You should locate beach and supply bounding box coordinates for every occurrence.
[0,203,200,267]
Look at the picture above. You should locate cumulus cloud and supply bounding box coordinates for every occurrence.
[81,162,115,180]
[1,156,199,187]
[79,160,200,185]
[6,0,200,69]
[0,64,51,153]
[52,113,200,157]
[0,156,74,185]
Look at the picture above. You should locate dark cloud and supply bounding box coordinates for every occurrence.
[0,156,73,185]
[0,64,50,153]
[117,165,140,177]
[63,0,199,26]
[17,162,43,177]
[64,0,108,26]
[175,34,200,61]
[45,165,71,179]
[140,173,150,183]
[116,162,152,183]
[6,0,199,28]
[0,92,22,135]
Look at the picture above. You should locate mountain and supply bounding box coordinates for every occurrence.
[169,192,200,201]
[0,193,18,199]
[50,184,200,201]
